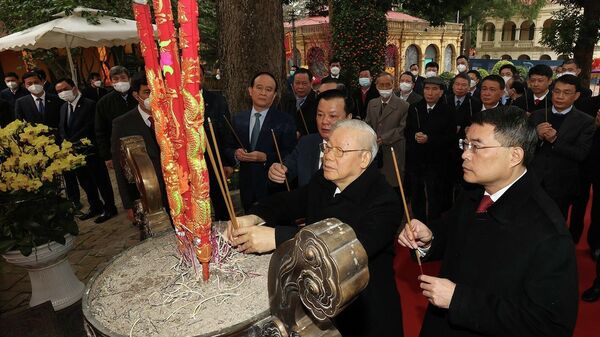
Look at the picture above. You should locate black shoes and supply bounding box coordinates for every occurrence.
[94,208,118,224]
[582,284,600,302]
[79,208,103,221]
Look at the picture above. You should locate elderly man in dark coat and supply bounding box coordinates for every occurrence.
[228,119,404,337]
[399,106,578,337]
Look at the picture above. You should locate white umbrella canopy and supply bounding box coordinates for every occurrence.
[0,7,146,83]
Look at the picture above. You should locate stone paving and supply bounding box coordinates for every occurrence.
[0,171,141,315]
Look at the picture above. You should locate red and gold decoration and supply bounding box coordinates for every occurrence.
[132,0,212,280]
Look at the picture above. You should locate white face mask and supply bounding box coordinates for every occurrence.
[410,70,419,77]
[27,84,44,95]
[330,66,340,76]
[358,77,371,87]
[378,89,393,98]
[143,97,152,110]
[457,64,467,73]
[5,81,18,90]
[470,80,477,88]
[399,82,413,93]
[502,76,512,83]
[93,80,102,88]
[562,71,577,77]
[425,70,437,78]
[215,73,221,80]
[58,89,76,102]
[113,81,130,93]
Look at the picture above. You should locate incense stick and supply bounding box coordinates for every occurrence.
[391,147,423,275]
[205,138,237,230]
[222,114,245,151]
[207,118,239,230]
[270,129,290,191]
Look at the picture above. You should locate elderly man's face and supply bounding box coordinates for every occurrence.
[248,74,277,110]
[316,97,351,140]
[322,127,371,189]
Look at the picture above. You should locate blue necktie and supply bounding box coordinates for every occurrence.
[36,98,45,116]
[250,112,261,151]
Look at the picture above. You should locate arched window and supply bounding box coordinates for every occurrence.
[482,54,491,60]
[502,21,516,41]
[405,44,420,71]
[424,44,438,67]
[483,23,495,42]
[557,54,569,61]
[444,44,455,72]
[518,54,531,60]
[539,54,552,60]
[501,54,513,60]
[520,21,535,40]
[542,19,554,35]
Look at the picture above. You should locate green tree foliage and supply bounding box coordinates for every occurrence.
[330,0,389,88]
[541,0,600,86]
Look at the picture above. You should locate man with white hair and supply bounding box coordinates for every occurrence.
[228,119,404,337]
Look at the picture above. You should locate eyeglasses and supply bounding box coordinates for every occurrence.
[458,139,505,153]
[551,88,576,97]
[319,143,369,157]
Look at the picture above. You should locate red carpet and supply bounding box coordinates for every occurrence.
[394,194,600,337]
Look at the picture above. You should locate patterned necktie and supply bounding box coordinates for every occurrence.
[427,107,432,114]
[456,99,462,108]
[36,98,45,115]
[250,112,261,151]
[534,98,541,106]
[476,195,494,213]
[148,115,155,130]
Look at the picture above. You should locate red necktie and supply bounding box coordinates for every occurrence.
[534,99,541,106]
[148,116,155,130]
[476,195,494,213]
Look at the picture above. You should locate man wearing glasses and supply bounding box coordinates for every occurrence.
[530,74,595,218]
[398,106,578,337]
[227,119,404,337]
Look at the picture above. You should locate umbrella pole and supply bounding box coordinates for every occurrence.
[65,35,77,84]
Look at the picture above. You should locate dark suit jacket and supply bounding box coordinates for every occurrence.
[58,96,96,144]
[0,87,28,112]
[414,75,426,95]
[279,90,318,135]
[111,107,166,210]
[394,90,423,106]
[514,90,552,113]
[14,93,61,129]
[95,90,138,160]
[282,133,322,187]
[0,97,11,127]
[352,85,380,120]
[82,86,108,102]
[446,93,482,134]
[420,172,578,337]
[252,164,403,337]
[530,106,595,199]
[405,100,455,171]
[576,95,600,174]
[224,107,297,209]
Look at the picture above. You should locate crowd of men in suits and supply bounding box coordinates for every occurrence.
[2,55,599,336]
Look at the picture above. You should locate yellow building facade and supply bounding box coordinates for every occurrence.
[475,3,600,61]
[284,11,463,79]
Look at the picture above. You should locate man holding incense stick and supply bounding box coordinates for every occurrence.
[228,119,403,337]
[530,74,594,219]
[224,72,296,212]
[398,106,578,337]
[268,89,352,188]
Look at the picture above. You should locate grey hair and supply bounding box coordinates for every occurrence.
[330,119,378,163]
[376,71,395,83]
[109,66,130,79]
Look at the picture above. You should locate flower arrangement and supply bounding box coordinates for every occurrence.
[0,120,89,256]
